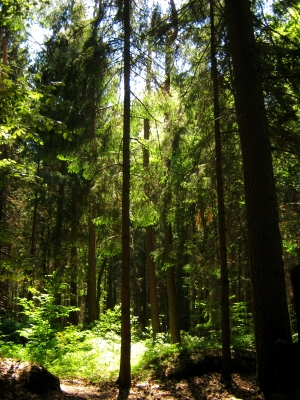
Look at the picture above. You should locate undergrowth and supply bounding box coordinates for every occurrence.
[0,297,255,383]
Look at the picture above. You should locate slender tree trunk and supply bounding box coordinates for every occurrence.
[0,22,8,88]
[96,258,106,318]
[118,0,131,389]
[26,160,40,300]
[210,0,231,386]
[177,226,190,332]
[106,262,114,310]
[162,0,181,345]
[146,224,160,337]
[0,18,9,310]
[53,161,67,313]
[143,47,160,338]
[144,118,161,339]
[164,220,181,344]
[87,202,98,323]
[0,145,8,312]
[87,98,97,323]
[69,245,78,326]
[224,0,292,396]
[30,190,38,259]
[69,187,79,325]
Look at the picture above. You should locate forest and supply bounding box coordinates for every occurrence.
[1,0,300,399]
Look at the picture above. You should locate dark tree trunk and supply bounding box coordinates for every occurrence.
[144,118,161,339]
[146,224,161,337]
[27,160,41,301]
[69,190,79,326]
[106,262,114,310]
[210,0,231,386]
[224,0,292,396]
[96,258,106,318]
[290,265,300,344]
[53,161,67,313]
[164,219,181,344]
[162,0,181,345]
[69,245,78,326]
[117,0,131,389]
[87,202,98,323]
[0,24,9,312]
[177,219,190,332]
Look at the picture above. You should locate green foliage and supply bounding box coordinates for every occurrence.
[0,69,66,147]
[133,331,221,379]
[0,340,26,360]
[91,305,141,342]
[91,305,121,335]
[18,288,78,364]
[0,317,23,343]
[55,325,93,354]
[0,322,255,383]
[230,302,255,350]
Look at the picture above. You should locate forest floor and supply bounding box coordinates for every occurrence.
[0,356,263,400]
[59,372,262,400]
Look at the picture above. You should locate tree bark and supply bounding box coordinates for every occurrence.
[87,202,97,323]
[210,0,231,386]
[96,258,106,318]
[164,221,181,344]
[69,245,79,326]
[87,82,98,324]
[161,0,181,346]
[144,118,161,339]
[224,0,292,396]
[53,161,67,314]
[118,0,131,389]
[69,188,79,326]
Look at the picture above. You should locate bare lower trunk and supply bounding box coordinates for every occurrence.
[224,0,292,395]
[210,0,231,385]
[118,0,131,389]
[144,118,160,339]
[87,203,97,323]
[164,221,181,344]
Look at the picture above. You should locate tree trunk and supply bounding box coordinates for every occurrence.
[69,244,78,326]
[69,188,79,326]
[210,0,231,386]
[87,202,98,323]
[106,262,114,310]
[53,161,67,313]
[164,221,181,344]
[144,118,161,339]
[96,258,106,318]
[224,0,292,396]
[118,0,131,389]
[0,18,9,312]
[161,0,181,345]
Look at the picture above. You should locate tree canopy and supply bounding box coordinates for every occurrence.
[1,0,300,397]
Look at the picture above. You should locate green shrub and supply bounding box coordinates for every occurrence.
[91,305,121,335]
[0,317,24,344]
[91,305,142,341]
[0,340,25,359]
[230,302,255,350]
[55,325,93,355]
[18,289,78,364]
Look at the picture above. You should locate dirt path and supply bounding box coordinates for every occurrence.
[59,373,262,400]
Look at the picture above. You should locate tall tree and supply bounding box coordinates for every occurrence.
[144,116,161,339]
[210,0,231,386]
[142,42,161,339]
[117,0,131,389]
[224,0,292,397]
[163,0,181,345]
